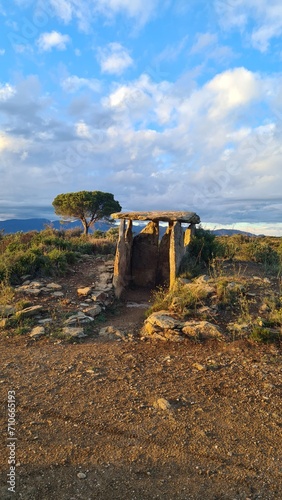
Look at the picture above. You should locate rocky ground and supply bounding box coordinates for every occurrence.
[0,256,282,500]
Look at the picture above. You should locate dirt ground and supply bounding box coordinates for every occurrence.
[0,258,282,500]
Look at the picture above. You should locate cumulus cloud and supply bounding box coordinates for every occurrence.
[37,31,71,52]
[97,43,133,75]
[1,69,282,225]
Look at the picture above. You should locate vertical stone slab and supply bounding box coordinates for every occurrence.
[131,221,159,287]
[113,219,133,298]
[157,225,171,285]
[169,221,184,289]
[184,223,195,248]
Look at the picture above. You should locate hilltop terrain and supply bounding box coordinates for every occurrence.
[0,230,281,499]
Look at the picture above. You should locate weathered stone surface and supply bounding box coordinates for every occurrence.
[131,221,159,287]
[182,321,222,339]
[16,305,43,318]
[64,312,94,326]
[91,291,108,302]
[0,305,15,317]
[113,219,133,298]
[111,211,200,223]
[17,287,42,296]
[82,305,102,317]
[77,287,92,297]
[169,221,184,289]
[153,398,172,410]
[46,283,62,290]
[99,272,113,281]
[63,327,86,338]
[142,311,184,341]
[112,211,200,296]
[52,291,64,298]
[145,311,181,330]
[157,226,171,285]
[29,326,45,339]
[29,281,44,288]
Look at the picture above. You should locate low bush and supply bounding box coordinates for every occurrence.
[0,228,117,284]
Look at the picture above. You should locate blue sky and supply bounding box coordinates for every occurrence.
[0,0,282,234]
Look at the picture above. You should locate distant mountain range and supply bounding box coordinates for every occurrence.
[0,218,113,234]
[0,218,260,237]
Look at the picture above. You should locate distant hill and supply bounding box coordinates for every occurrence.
[211,229,258,237]
[0,218,262,238]
[0,218,113,234]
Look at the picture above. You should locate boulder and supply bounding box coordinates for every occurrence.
[182,321,222,340]
[142,311,183,341]
[63,327,86,338]
[82,305,102,318]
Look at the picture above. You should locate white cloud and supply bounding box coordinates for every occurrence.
[0,83,16,101]
[34,0,160,31]
[0,132,29,153]
[205,67,262,119]
[215,0,282,52]
[37,31,71,52]
[1,70,282,228]
[61,76,101,93]
[98,43,133,75]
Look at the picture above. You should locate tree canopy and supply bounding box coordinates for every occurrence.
[52,191,121,235]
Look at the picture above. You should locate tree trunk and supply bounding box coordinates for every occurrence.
[81,220,89,235]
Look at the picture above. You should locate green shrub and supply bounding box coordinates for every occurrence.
[250,326,281,343]
[180,227,223,278]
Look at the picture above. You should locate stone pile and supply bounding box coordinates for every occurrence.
[9,259,116,340]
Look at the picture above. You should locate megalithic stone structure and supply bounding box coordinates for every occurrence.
[111,211,200,297]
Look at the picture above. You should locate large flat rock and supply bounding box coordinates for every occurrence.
[111,211,200,223]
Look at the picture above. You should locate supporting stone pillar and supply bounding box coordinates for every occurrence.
[184,223,196,248]
[169,221,184,289]
[113,219,133,298]
[157,224,171,285]
[131,221,159,287]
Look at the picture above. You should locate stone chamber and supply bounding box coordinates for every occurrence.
[111,211,201,298]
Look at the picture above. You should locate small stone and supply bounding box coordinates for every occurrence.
[16,305,43,318]
[64,312,94,326]
[153,398,172,411]
[29,326,45,339]
[82,305,102,317]
[29,281,44,288]
[46,283,62,290]
[193,363,206,371]
[22,288,42,296]
[77,287,92,297]
[77,472,87,479]
[52,292,64,298]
